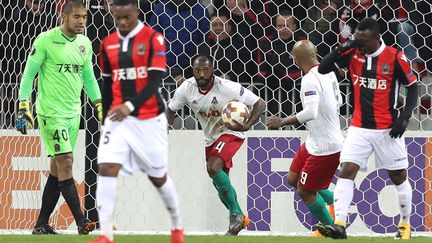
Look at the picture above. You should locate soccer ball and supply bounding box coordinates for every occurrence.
[221,101,250,126]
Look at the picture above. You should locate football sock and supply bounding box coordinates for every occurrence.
[96,176,118,241]
[36,174,60,226]
[333,178,354,227]
[307,193,333,225]
[156,176,182,229]
[58,178,84,224]
[211,170,243,215]
[318,189,334,205]
[213,181,229,209]
[395,179,412,224]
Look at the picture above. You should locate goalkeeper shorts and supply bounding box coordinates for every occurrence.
[98,114,168,178]
[38,115,80,156]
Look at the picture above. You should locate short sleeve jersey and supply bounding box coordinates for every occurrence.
[169,76,260,146]
[28,27,93,118]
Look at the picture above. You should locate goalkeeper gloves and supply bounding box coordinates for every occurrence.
[334,39,363,55]
[95,102,103,122]
[15,100,34,135]
[389,113,410,138]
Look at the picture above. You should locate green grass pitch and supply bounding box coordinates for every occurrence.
[0,235,431,243]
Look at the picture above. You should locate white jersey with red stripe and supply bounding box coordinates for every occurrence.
[300,66,344,156]
[169,76,260,146]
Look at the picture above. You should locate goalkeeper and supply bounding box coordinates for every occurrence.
[15,0,100,235]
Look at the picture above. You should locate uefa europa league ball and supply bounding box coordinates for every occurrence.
[221,101,250,126]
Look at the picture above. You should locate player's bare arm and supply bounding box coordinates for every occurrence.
[225,98,265,131]
[266,115,300,129]
[166,108,177,126]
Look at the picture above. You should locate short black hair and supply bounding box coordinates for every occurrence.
[112,0,138,6]
[357,18,380,36]
[193,55,212,66]
[63,0,85,14]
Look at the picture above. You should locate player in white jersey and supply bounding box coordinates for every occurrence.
[266,40,344,236]
[167,56,266,235]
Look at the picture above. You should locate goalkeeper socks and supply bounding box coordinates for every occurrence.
[97,176,118,241]
[213,181,229,210]
[211,170,243,215]
[307,193,333,225]
[36,174,60,226]
[58,178,84,224]
[318,189,334,205]
[333,178,354,227]
[156,176,182,229]
[395,179,412,224]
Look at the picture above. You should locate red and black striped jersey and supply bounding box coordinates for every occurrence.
[99,22,166,119]
[337,42,417,129]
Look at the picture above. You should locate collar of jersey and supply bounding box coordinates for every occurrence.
[118,21,144,40]
[365,40,385,58]
[59,28,77,42]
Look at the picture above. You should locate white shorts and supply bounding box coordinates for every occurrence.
[340,126,408,171]
[98,113,168,178]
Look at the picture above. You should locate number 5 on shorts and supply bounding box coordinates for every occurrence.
[215,141,225,153]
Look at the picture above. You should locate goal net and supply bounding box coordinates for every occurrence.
[1,0,432,236]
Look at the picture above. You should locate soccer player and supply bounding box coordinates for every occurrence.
[266,40,343,236]
[166,55,266,235]
[316,18,418,240]
[91,1,184,243]
[15,0,100,235]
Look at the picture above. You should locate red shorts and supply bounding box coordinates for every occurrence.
[290,143,340,191]
[205,134,244,174]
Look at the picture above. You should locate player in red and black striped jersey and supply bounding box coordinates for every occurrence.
[317,18,418,240]
[92,1,184,243]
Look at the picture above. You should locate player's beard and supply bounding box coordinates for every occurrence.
[197,76,213,88]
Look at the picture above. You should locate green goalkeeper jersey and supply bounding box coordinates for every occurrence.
[22,27,95,118]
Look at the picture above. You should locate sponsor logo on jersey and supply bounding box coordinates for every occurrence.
[199,108,221,118]
[137,43,146,55]
[211,97,218,104]
[381,64,390,75]
[112,66,148,81]
[79,45,86,55]
[56,64,83,73]
[353,74,387,90]
[240,86,244,96]
[304,91,316,96]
